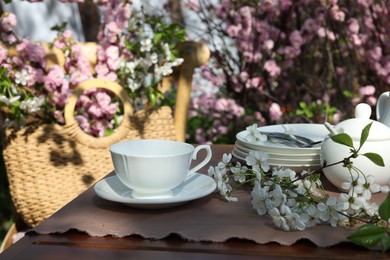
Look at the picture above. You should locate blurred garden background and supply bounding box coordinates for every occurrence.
[1,0,389,246]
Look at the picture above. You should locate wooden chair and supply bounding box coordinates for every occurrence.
[0,41,210,252]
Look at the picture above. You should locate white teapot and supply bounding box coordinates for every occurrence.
[320,102,390,190]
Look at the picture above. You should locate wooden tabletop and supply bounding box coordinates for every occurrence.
[1,144,390,259]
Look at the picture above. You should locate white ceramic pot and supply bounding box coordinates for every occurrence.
[321,103,390,190]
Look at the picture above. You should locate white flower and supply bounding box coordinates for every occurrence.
[272,168,296,180]
[269,207,290,231]
[300,204,320,228]
[0,95,20,105]
[245,124,267,144]
[171,58,184,66]
[124,61,138,74]
[362,175,381,200]
[140,38,153,52]
[231,162,248,183]
[359,200,379,217]
[285,211,306,231]
[20,96,44,113]
[338,191,365,213]
[154,63,174,77]
[127,78,141,91]
[14,69,29,86]
[381,185,390,193]
[251,182,269,215]
[340,175,364,194]
[150,53,158,64]
[269,184,286,207]
[245,150,270,173]
[208,166,237,202]
[163,43,171,60]
[317,197,342,227]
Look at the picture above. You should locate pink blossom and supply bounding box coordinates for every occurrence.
[1,33,17,44]
[226,25,242,38]
[359,85,376,97]
[248,77,263,89]
[350,34,362,46]
[217,125,228,135]
[348,18,360,34]
[264,60,281,78]
[54,30,73,49]
[357,0,373,8]
[302,18,318,34]
[215,98,229,112]
[366,47,382,61]
[88,103,104,118]
[280,0,293,10]
[1,12,17,32]
[45,65,65,88]
[102,71,118,82]
[185,0,200,12]
[53,110,65,124]
[269,103,283,121]
[366,96,377,106]
[215,0,231,19]
[243,51,254,63]
[75,115,91,133]
[16,40,46,65]
[289,30,304,47]
[239,71,249,82]
[106,21,121,43]
[330,6,345,22]
[0,45,7,63]
[95,63,110,77]
[336,67,346,76]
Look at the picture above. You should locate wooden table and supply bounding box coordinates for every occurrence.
[1,144,390,259]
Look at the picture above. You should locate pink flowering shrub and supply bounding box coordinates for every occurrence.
[0,1,185,137]
[185,0,390,143]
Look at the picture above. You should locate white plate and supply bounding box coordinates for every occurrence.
[235,141,319,159]
[236,124,328,154]
[94,173,216,209]
[232,150,321,171]
[232,148,321,165]
[232,148,320,163]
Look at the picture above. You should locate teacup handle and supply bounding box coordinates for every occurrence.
[188,145,212,177]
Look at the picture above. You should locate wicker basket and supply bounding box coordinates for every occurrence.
[2,79,176,227]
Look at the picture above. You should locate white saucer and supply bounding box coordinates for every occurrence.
[94,173,217,209]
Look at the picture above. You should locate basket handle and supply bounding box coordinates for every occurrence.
[64,78,134,148]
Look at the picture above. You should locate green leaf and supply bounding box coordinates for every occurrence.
[50,22,68,33]
[379,192,390,220]
[347,224,386,248]
[381,236,390,252]
[362,153,385,167]
[330,133,354,148]
[359,122,372,150]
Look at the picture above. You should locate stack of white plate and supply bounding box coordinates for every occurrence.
[233,124,329,171]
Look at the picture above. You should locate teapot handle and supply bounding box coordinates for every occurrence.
[376,92,390,127]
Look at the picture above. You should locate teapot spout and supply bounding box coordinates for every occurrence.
[324,122,338,136]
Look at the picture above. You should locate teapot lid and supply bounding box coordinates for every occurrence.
[334,103,390,141]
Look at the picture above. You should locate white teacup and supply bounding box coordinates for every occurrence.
[110,140,212,199]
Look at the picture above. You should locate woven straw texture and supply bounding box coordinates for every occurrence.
[2,79,176,227]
